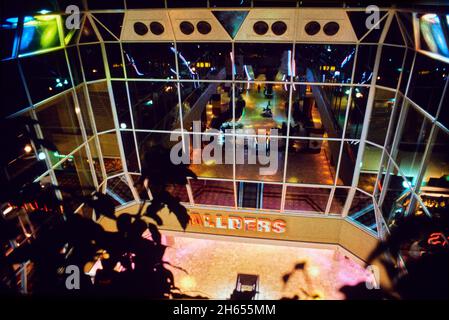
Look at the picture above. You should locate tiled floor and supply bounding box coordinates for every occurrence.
[163,235,372,300]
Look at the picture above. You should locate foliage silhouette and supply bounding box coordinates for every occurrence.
[0,118,202,298]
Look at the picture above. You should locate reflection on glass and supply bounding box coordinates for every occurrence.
[187,133,234,179]
[121,131,139,173]
[36,92,83,155]
[54,146,95,212]
[0,60,29,117]
[190,179,235,207]
[106,175,134,207]
[419,14,449,60]
[407,52,448,117]
[236,83,289,134]
[329,188,348,214]
[98,133,123,176]
[284,186,330,213]
[358,144,383,194]
[235,136,285,183]
[286,138,338,185]
[0,16,19,60]
[235,43,293,82]
[354,45,376,84]
[377,45,405,89]
[75,86,93,136]
[262,183,282,210]
[176,43,232,80]
[79,44,105,81]
[122,43,176,79]
[21,49,71,103]
[422,128,449,186]
[182,82,234,132]
[395,104,432,184]
[367,88,396,146]
[111,81,131,128]
[129,81,179,131]
[88,81,115,132]
[348,191,376,232]
[106,43,124,78]
[19,15,62,55]
[344,87,369,140]
[295,44,355,84]
[88,138,104,184]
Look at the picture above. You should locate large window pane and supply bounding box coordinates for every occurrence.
[0,60,30,118]
[358,144,383,194]
[367,88,396,146]
[235,43,293,82]
[286,138,338,185]
[182,82,233,132]
[190,179,235,207]
[54,146,95,212]
[129,81,179,131]
[295,44,355,84]
[421,128,449,187]
[21,49,71,103]
[235,136,285,183]
[106,176,134,207]
[377,45,405,89]
[408,52,448,117]
[88,81,115,132]
[122,43,176,79]
[395,103,433,184]
[36,92,84,155]
[98,132,123,176]
[284,186,330,213]
[79,44,105,81]
[19,15,62,55]
[187,133,234,179]
[176,43,232,80]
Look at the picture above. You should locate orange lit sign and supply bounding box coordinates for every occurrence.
[427,232,448,247]
[189,212,287,234]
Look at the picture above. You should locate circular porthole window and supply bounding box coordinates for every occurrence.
[197,21,212,35]
[271,21,287,36]
[180,21,195,35]
[304,21,321,36]
[150,22,164,35]
[323,22,340,36]
[134,22,148,36]
[253,21,269,35]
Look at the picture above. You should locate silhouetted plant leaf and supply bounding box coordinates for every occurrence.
[145,200,164,226]
[85,192,116,219]
[148,223,162,244]
[282,273,291,284]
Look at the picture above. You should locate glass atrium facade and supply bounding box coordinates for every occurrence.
[2,1,449,244]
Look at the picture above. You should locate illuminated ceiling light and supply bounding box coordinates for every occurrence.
[38,152,46,160]
[37,9,51,15]
[75,107,81,114]
[92,69,98,73]
[24,144,32,153]
[120,123,127,129]
[1,203,15,216]
[145,99,153,106]
[402,180,411,189]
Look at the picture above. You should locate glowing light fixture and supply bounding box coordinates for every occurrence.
[38,152,46,160]
[120,123,127,129]
[24,144,32,153]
